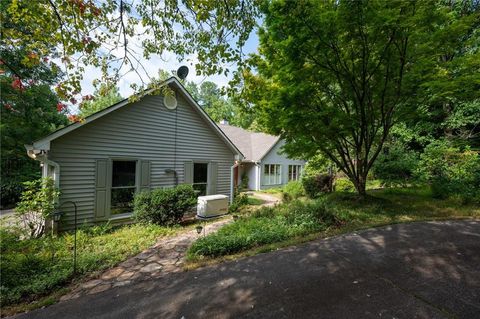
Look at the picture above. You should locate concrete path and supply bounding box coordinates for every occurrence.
[248,192,281,207]
[14,220,480,319]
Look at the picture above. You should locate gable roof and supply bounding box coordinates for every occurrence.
[217,123,280,162]
[28,77,243,157]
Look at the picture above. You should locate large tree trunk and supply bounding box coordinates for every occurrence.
[353,174,367,198]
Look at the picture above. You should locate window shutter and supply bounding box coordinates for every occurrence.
[95,159,109,219]
[140,160,151,192]
[184,161,193,184]
[207,162,218,195]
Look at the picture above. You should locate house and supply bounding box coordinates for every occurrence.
[218,122,306,191]
[25,77,242,229]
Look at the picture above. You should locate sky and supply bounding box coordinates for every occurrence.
[77,29,260,107]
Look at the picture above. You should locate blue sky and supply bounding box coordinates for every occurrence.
[77,29,259,109]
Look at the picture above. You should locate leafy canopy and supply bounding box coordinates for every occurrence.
[247,0,480,195]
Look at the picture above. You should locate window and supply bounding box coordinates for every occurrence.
[193,163,208,196]
[111,160,137,215]
[264,164,282,185]
[288,165,303,181]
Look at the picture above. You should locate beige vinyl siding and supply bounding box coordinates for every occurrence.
[48,92,235,229]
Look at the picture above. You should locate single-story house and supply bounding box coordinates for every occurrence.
[218,122,306,191]
[26,77,243,230]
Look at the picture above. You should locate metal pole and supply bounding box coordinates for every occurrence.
[73,201,77,275]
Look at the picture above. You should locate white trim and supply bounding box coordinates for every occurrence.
[29,77,243,158]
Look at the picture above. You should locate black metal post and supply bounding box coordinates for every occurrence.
[58,201,78,275]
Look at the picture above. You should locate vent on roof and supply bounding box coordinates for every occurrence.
[163,94,177,110]
[219,119,229,125]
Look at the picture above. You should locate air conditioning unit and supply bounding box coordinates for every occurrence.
[197,194,229,218]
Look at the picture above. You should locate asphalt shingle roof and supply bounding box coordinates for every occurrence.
[218,123,280,162]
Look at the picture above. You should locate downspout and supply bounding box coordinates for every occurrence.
[230,161,240,203]
[255,161,261,191]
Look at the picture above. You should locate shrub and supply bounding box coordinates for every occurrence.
[334,178,355,193]
[228,191,249,213]
[282,180,305,202]
[0,178,24,209]
[133,184,197,225]
[372,143,419,187]
[302,174,334,198]
[416,141,480,203]
[239,173,249,191]
[15,178,59,238]
[187,199,342,258]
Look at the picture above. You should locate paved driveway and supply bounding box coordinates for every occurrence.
[14,220,480,319]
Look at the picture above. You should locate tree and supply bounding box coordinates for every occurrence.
[1,48,68,206]
[186,80,255,128]
[79,83,123,117]
[1,0,261,100]
[247,0,479,196]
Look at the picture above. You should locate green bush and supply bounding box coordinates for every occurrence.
[0,178,24,209]
[417,141,480,203]
[133,184,197,225]
[334,178,355,193]
[302,174,334,198]
[228,191,249,213]
[15,178,60,238]
[372,143,419,187]
[187,199,342,258]
[282,180,305,202]
[0,224,176,307]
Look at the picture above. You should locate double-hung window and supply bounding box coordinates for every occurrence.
[288,165,303,181]
[264,164,282,185]
[111,160,137,215]
[193,163,208,196]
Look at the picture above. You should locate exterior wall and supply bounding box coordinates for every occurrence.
[259,140,306,190]
[237,162,257,190]
[48,91,235,229]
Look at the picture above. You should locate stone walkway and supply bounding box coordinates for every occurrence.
[60,217,232,301]
[60,192,281,302]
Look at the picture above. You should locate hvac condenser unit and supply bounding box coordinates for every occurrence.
[197,194,229,218]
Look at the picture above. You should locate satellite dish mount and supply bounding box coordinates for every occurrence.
[177,66,189,80]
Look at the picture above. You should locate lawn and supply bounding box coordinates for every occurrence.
[187,186,479,262]
[247,196,264,206]
[0,223,179,308]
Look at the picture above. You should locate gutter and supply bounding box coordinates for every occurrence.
[25,145,60,188]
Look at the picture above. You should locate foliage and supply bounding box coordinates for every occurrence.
[14,178,59,238]
[0,223,176,307]
[282,180,305,202]
[302,153,333,177]
[302,174,334,198]
[187,186,480,261]
[133,185,197,226]
[187,199,342,258]
[228,191,249,213]
[185,80,255,129]
[1,47,68,207]
[2,0,260,100]
[246,0,480,196]
[372,142,419,187]
[79,83,122,117]
[416,140,480,203]
[239,173,249,191]
[334,178,355,193]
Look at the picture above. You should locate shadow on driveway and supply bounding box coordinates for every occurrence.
[14,220,480,319]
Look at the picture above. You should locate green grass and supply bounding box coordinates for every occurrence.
[187,186,479,263]
[247,196,264,206]
[0,223,178,307]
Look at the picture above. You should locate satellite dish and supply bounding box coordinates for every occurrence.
[163,94,177,110]
[177,66,189,80]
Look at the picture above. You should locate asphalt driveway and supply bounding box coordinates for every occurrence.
[14,220,480,319]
